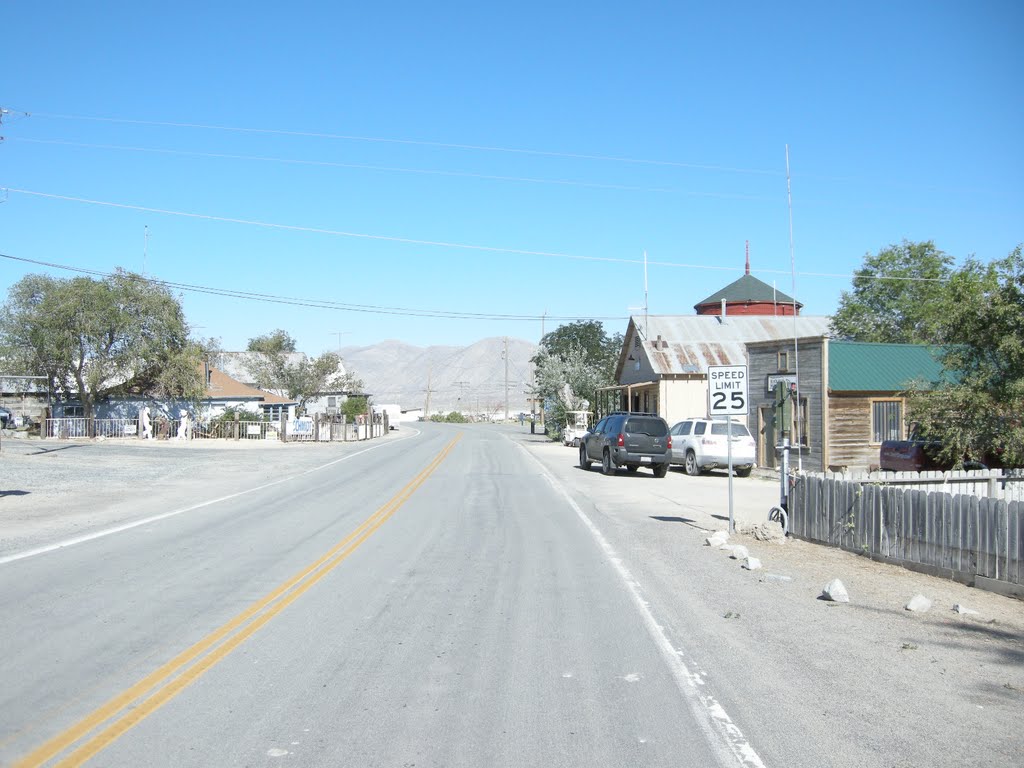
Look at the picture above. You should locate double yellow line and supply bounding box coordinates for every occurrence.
[16,435,461,768]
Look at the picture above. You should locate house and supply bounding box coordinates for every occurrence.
[213,351,356,416]
[607,313,832,426]
[746,337,947,472]
[52,366,297,423]
[0,375,50,426]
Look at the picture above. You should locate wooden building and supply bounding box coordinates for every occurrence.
[746,337,946,472]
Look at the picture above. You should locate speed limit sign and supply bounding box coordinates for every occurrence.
[708,364,748,416]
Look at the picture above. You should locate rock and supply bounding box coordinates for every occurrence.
[737,521,786,543]
[953,604,980,615]
[905,594,933,612]
[742,557,762,571]
[762,573,793,583]
[705,531,729,548]
[729,545,749,560]
[821,579,849,603]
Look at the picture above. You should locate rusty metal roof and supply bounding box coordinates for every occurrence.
[623,314,831,377]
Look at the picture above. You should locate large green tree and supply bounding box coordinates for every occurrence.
[907,246,1024,466]
[245,330,362,413]
[0,270,206,418]
[530,320,622,434]
[830,240,956,343]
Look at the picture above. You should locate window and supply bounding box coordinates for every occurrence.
[694,421,707,435]
[327,396,337,408]
[778,349,791,372]
[872,400,902,443]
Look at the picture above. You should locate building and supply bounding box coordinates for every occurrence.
[746,337,947,472]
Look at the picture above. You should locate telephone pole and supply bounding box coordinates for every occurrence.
[503,336,510,422]
[423,365,433,419]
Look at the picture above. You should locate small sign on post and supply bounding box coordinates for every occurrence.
[708,364,749,534]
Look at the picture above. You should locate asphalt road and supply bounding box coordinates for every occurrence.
[0,425,756,767]
[1,424,1021,767]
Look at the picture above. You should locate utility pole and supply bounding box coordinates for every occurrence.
[423,365,433,419]
[453,380,469,416]
[143,225,149,276]
[503,336,510,422]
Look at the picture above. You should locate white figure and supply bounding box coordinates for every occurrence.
[177,410,192,440]
[140,406,153,440]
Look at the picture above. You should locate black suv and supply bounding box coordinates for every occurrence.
[579,412,672,477]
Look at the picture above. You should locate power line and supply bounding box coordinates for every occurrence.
[24,110,783,176]
[0,252,628,321]
[1,188,953,282]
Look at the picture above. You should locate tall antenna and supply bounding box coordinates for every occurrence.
[143,225,149,275]
[745,240,750,275]
[643,250,649,341]
[785,144,802,471]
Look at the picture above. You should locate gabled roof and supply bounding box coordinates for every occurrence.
[204,367,295,405]
[617,314,832,379]
[695,273,799,309]
[828,341,948,392]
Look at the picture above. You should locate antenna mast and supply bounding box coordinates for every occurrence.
[785,145,802,471]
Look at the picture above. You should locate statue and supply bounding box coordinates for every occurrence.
[140,406,153,440]
[177,409,192,440]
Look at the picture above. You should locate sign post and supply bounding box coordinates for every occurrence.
[708,365,749,533]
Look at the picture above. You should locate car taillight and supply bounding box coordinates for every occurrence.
[667,435,672,449]
[617,433,624,447]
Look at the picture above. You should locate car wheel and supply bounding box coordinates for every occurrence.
[602,449,615,475]
[653,462,668,478]
[579,444,591,470]
[685,451,701,476]
[735,466,752,478]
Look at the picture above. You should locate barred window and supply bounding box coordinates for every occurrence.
[872,400,902,443]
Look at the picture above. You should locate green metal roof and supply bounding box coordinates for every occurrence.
[828,341,948,392]
[695,274,798,308]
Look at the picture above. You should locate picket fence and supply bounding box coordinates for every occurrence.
[789,473,1023,588]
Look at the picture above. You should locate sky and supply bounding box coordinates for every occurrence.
[1,1,1021,356]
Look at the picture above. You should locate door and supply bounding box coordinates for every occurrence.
[758,405,777,469]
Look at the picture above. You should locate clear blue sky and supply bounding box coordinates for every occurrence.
[2,1,1021,355]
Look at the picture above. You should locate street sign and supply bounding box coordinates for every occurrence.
[708,364,749,416]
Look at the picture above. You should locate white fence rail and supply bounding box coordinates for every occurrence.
[44,417,385,443]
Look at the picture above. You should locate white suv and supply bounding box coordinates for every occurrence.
[669,417,755,477]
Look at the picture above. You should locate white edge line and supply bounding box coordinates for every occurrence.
[0,429,421,567]
[517,442,768,768]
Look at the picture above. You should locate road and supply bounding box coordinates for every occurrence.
[1,424,1021,767]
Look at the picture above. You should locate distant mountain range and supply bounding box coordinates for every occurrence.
[339,337,539,417]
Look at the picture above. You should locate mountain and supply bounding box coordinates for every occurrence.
[339,337,539,418]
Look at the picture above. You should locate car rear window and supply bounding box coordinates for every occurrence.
[625,417,668,436]
[711,422,751,437]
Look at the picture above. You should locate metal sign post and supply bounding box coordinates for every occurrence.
[708,365,749,533]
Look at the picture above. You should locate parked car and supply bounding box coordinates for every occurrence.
[669,417,756,477]
[879,437,995,471]
[578,412,671,477]
[0,407,12,427]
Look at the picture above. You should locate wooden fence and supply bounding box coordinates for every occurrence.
[789,475,1023,587]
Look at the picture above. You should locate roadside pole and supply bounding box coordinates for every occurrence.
[708,364,749,534]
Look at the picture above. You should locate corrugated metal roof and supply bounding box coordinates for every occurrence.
[632,314,832,376]
[695,274,798,307]
[828,341,947,392]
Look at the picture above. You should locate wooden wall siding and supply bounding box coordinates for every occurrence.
[828,395,879,468]
[747,340,824,472]
[790,475,1023,586]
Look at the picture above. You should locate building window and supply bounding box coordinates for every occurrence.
[327,396,337,408]
[778,349,791,372]
[872,400,902,444]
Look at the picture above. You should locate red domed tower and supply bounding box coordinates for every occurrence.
[694,243,801,316]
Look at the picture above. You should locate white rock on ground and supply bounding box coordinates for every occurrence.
[905,594,933,612]
[742,557,762,571]
[953,604,980,615]
[705,531,729,548]
[729,545,750,560]
[822,579,850,603]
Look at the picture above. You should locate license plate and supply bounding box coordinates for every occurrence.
[641,456,652,462]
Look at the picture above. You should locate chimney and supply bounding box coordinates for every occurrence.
[721,299,727,322]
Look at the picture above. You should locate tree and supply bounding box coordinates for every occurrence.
[340,395,367,421]
[907,246,1024,465]
[530,320,623,435]
[830,241,956,343]
[245,332,363,413]
[0,270,205,418]
[247,329,297,354]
